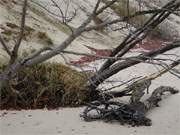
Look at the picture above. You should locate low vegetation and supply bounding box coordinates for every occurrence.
[37,31,53,46]
[0,63,90,109]
[0,22,53,46]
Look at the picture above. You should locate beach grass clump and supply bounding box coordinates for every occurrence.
[37,32,54,46]
[0,63,90,110]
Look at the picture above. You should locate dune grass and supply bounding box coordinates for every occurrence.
[0,63,90,110]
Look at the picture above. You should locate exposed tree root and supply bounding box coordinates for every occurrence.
[81,86,179,126]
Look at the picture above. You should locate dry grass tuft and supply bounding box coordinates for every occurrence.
[0,63,90,110]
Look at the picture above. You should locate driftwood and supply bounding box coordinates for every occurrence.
[83,66,179,126]
[81,86,179,126]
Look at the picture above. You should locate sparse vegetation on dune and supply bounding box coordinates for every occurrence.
[37,31,54,46]
[0,22,54,46]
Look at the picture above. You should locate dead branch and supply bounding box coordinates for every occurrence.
[62,50,180,64]
[144,86,179,110]
[10,0,28,64]
[98,58,180,101]
[81,86,179,126]
[89,40,180,90]
[0,0,113,92]
[0,34,12,56]
[98,0,180,73]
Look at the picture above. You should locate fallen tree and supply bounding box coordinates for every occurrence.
[0,0,180,126]
[81,86,179,126]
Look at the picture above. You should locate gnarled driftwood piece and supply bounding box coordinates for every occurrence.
[81,86,179,126]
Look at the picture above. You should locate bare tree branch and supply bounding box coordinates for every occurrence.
[22,0,118,66]
[98,0,180,73]
[89,40,180,89]
[0,34,12,56]
[62,50,180,64]
[10,0,28,64]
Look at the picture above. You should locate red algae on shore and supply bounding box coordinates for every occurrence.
[70,37,166,65]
